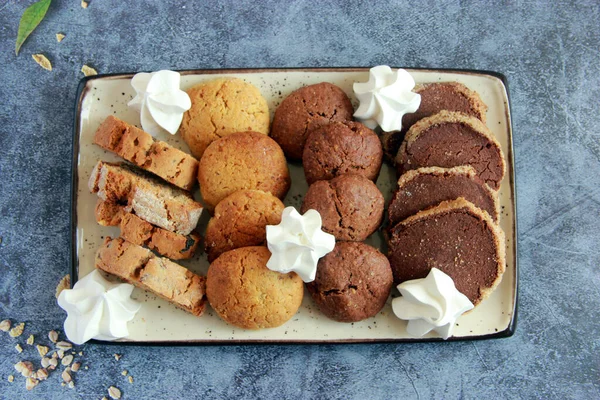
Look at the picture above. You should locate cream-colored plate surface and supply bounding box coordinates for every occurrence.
[75,68,516,342]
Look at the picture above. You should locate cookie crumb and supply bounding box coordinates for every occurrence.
[15,343,23,353]
[9,322,25,337]
[48,330,59,343]
[26,334,34,345]
[68,381,75,389]
[0,319,11,332]
[108,386,122,399]
[56,33,66,42]
[56,275,71,298]
[8,375,14,383]
[32,54,52,71]
[81,65,98,77]
[114,353,122,361]
[81,0,89,8]
[121,370,127,376]
[128,376,134,384]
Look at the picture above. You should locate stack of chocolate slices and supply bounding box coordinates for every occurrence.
[385,83,507,307]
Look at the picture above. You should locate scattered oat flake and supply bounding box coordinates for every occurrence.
[81,65,97,77]
[27,334,34,345]
[56,341,72,350]
[108,386,121,399]
[78,351,83,356]
[8,375,14,382]
[15,343,23,353]
[68,381,75,389]
[56,33,65,42]
[9,322,25,337]
[62,369,72,383]
[0,319,11,331]
[71,362,81,372]
[128,376,134,384]
[37,345,49,357]
[25,377,39,391]
[15,361,34,377]
[57,349,65,359]
[36,368,48,381]
[32,54,52,71]
[114,353,122,361]
[49,330,59,343]
[81,0,89,8]
[41,357,50,368]
[62,354,73,366]
[56,275,71,298]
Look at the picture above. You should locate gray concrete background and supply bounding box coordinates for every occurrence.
[0,0,598,398]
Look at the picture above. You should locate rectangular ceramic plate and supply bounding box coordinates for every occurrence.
[71,68,517,343]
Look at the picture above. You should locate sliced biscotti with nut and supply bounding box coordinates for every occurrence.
[94,116,198,191]
[120,213,201,260]
[88,161,203,235]
[95,237,206,316]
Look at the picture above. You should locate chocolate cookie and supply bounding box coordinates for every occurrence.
[206,246,304,329]
[204,190,285,262]
[179,78,270,159]
[395,111,506,190]
[198,131,291,210]
[307,241,393,322]
[302,121,383,185]
[271,82,354,160]
[301,174,384,241]
[382,82,488,162]
[387,198,505,306]
[388,166,499,225]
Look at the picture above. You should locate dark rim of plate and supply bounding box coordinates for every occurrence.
[70,67,518,345]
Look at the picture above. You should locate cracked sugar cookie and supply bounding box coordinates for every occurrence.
[300,174,384,241]
[206,246,304,329]
[179,78,269,159]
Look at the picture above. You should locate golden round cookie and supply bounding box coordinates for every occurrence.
[205,190,285,262]
[206,246,304,329]
[179,78,270,159]
[198,131,291,210]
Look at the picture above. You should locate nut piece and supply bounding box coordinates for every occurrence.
[27,334,34,345]
[56,275,71,298]
[56,341,73,351]
[0,319,11,332]
[32,54,52,71]
[26,377,39,390]
[62,354,74,366]
[36,368,49,381]
[56,33,66,42]
[62,368,72,383]
[37,345,49,357]
[71,362,81,372]
[48,330,59,343]
[108,386,122,399]
[81,65,98,77]
[8,375,14,383]
[9,322,25,337]
[15,343,23,353]
[14,361,34,377]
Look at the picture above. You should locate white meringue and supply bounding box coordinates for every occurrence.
[128,70,191,136]
[353,65,421,132]
[57,270,140,344]
[392,268,474,339]
[266,207,335,282]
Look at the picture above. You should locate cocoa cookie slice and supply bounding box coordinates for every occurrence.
[198,131,291,211]
[179,78,270,159]
[271,82,354,160]
[205,190,285,262]
[388,166,499,226]
[395,111,506,190]
[303,121,383,185]
[301,174,384,241]
[383,82,488,162]
[206,246,304,329]
[387,198,506,306]
[307,241,393,323]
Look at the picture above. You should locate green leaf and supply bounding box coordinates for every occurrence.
[15,0,52,56]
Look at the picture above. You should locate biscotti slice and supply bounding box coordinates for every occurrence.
[388,166,499,225]
[88,161,203,235]
[382,82,488,162]
[94,116,199,191]
[95,237,206,316]
[395,111,506,190]
[120,213,201,260]
[95,198,125,226]
[387,198,505,306]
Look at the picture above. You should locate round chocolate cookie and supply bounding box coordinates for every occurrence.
[198,131,291,210]
[388,166,499,226]
[302,121,383,185]
[206,246,304,329]
[307,241,393,322]
[271,82,354,160]
[395,111,506,191]
[387,198,506,306]
[205,190,285,262]
[301,174,384,241]
[179,78,270,159]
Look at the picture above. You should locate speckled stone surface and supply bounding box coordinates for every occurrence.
[0,0,598,398]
